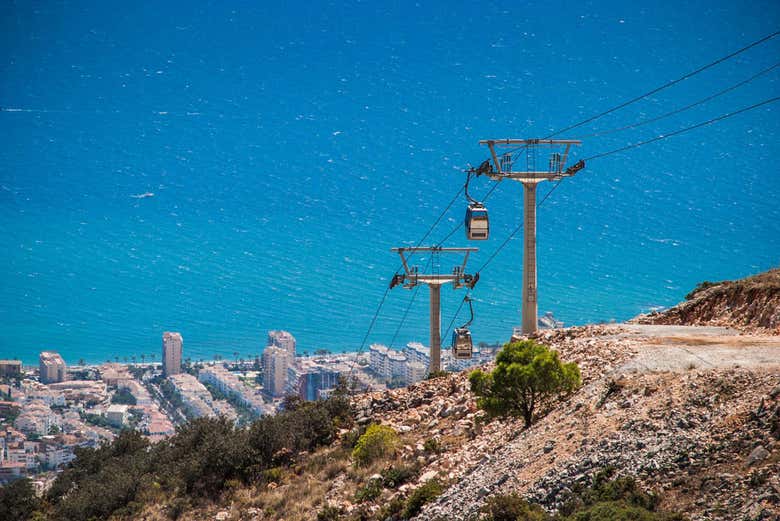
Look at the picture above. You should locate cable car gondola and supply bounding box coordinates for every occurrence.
[465,203,489,240]
[452,296,475,359]
[464,169,490,240]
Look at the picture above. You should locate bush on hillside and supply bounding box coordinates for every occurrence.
[684,280,721,300]
[0,478,41,521]
[402,479,443,518]
[558,467,658,516]
[470,340,580,427]
[560,501,685,521]
[481,470,684,521]
[44,395,353,521]
[351,424,399,467]
[482,493,547,521]
[380,463,418,488]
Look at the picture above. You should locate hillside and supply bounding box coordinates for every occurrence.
[633,268,780,333]
[11,272,780,521]
[117,324,778,521]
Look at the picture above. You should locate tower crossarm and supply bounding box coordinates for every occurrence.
[479,138,582,179]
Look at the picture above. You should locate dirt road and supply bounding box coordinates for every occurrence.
[612,324,780,372]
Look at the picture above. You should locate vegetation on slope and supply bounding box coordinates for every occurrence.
[7,389,351,521]
[469,339,581,427]
[481,468,685,521]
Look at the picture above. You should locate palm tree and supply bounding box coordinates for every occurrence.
[78,358,86,367]
[141,354,146,365]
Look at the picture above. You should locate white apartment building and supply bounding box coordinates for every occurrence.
[198,365,268,417]
[368,343,429,386]
[403,342,430,369]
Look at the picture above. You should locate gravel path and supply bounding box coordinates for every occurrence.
[613,324,780,372]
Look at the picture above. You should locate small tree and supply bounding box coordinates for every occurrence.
[351,424,398,467]
[469,340,580,428]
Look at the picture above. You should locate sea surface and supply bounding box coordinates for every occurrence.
[1,1,779,365]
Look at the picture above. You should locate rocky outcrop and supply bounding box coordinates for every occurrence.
[634,269,780,333]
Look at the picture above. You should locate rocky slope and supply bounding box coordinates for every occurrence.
[633,268,780,333]
[344,326,780,521]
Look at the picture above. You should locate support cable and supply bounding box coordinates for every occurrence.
[547,29,780,138]
[575,60,780,139]
[581,95,780,162]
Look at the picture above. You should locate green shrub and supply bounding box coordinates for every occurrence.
[316,505,342,521]
[0,478,41,521]
[354,478,383,503]
[482,493,547,521]
[381,464,418,488]
[470,340,580,427]
[166,497,191,520]
[558,468,658,516]
[262,466,283,484]
[376,497,405,520]
[46,396,353,521]
[111,387,137,405]
[403,479,443,518]
[423,438,441,454]
[351,424,399,467]
[562,501,684,521]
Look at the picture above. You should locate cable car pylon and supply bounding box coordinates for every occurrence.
[389,246,478,373]
[477,139,584,335]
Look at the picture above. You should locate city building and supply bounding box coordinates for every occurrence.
[168,373,236,421]
[387,350,408,382]
[267,330,296,358]
[198,365,270,417]
[287,359,348,401]
[369,344,390,378]
[162,331,183,377]
[105,404,129,427]
[403,342,430,370]
[21,381,65,407]
[100,364,133,386]
[405,361,428,384]
[39,352,66,384]
[14,401,60,436]
[0,360,22,379]
[369,343,430,387]
[168,373,213,419]
[262,346,290,398]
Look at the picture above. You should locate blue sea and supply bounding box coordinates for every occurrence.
[2,1,779,365]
